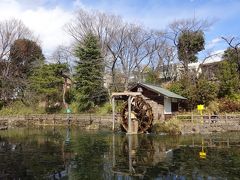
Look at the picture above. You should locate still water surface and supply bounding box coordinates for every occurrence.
[0,127,240,179]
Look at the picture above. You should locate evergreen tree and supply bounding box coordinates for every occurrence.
[29,63,68,112]
[74,33,107,112]
[217,57,240,98]
[177,30,205,76]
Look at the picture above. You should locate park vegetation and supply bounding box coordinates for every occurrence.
[0,10,239,115]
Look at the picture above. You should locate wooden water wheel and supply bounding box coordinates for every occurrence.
[121,96,153,133]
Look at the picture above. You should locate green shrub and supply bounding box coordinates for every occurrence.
[206,101,219,113]
[96,102,112,115]
[0,101,4,110]
[228,93,240,102]
[45,105,62,114]
[0,101,45,115]
[68,101,79,114]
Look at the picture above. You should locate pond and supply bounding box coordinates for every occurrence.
[0,127,240,179]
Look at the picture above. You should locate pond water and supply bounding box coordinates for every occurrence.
[0,127,240,180]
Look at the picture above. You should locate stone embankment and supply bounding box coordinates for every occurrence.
[0,114,120,130]
[1,113,240,134]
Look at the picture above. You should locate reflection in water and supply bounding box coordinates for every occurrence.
[199,137,207,159]
[49,127,72,179]
[0,128,65,179]
[0,128,240,179]
[112,134,174,179]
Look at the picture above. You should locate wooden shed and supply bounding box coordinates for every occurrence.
[130,83,186,121]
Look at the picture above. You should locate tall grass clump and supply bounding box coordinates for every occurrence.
[0,101,45,116]
[96,103,112,115]
[152,118,181,135]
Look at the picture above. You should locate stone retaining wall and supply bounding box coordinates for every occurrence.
[2,114,240,134]
[0,114,120,130]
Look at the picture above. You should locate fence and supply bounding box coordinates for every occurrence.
[176,114,240,133]
[176,114,240,124]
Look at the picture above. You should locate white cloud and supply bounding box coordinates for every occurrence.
[0,0,21,19]
[203,49,224,63]
[21,7,73,56]
[0,0,74,57]
[206,37,222,50]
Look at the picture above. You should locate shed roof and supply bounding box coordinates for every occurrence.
[132,83,187,100]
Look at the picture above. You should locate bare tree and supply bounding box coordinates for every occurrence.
[103,24,128,90]
[115,24,165,90]
[51,46,72,63]
[66,9,166,91]
[66,9,122,55]
[50,45,76,74]
[159,45,178,82]
[0,19,33,60]
[127,29,165,85]
[0,19,34,102]
[66,9,126,90]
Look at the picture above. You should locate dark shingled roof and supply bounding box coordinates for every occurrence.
[133,83,187,100]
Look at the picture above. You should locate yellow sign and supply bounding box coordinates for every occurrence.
[197,105,204,111]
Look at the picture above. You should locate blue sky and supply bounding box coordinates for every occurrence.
[0,0,239,57]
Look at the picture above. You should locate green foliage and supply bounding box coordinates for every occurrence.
[68,101,79,114]
[169,46,239,112]
[195,78,218,105]
[169,77,218,109]
[29,63,68,112]
[177,30,205,65]
[0,101,44,115]
[0,100,4,110]
[0,39,44,104]
[223,47,240,64]
[65,89,75,104]
[169,80,186,97]
[74,33,107,112]
[206,101,220,113]
[217,59,240,98]
[30,63,66,95]
[96,102,112,115]
[229,93,240,101]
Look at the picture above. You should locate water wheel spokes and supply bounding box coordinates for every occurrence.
[121,96,153,133]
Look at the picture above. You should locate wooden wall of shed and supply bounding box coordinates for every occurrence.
[132,86,165,121]
[146,99,164,122]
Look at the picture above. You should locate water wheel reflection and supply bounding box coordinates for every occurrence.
[112,135,155,177]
